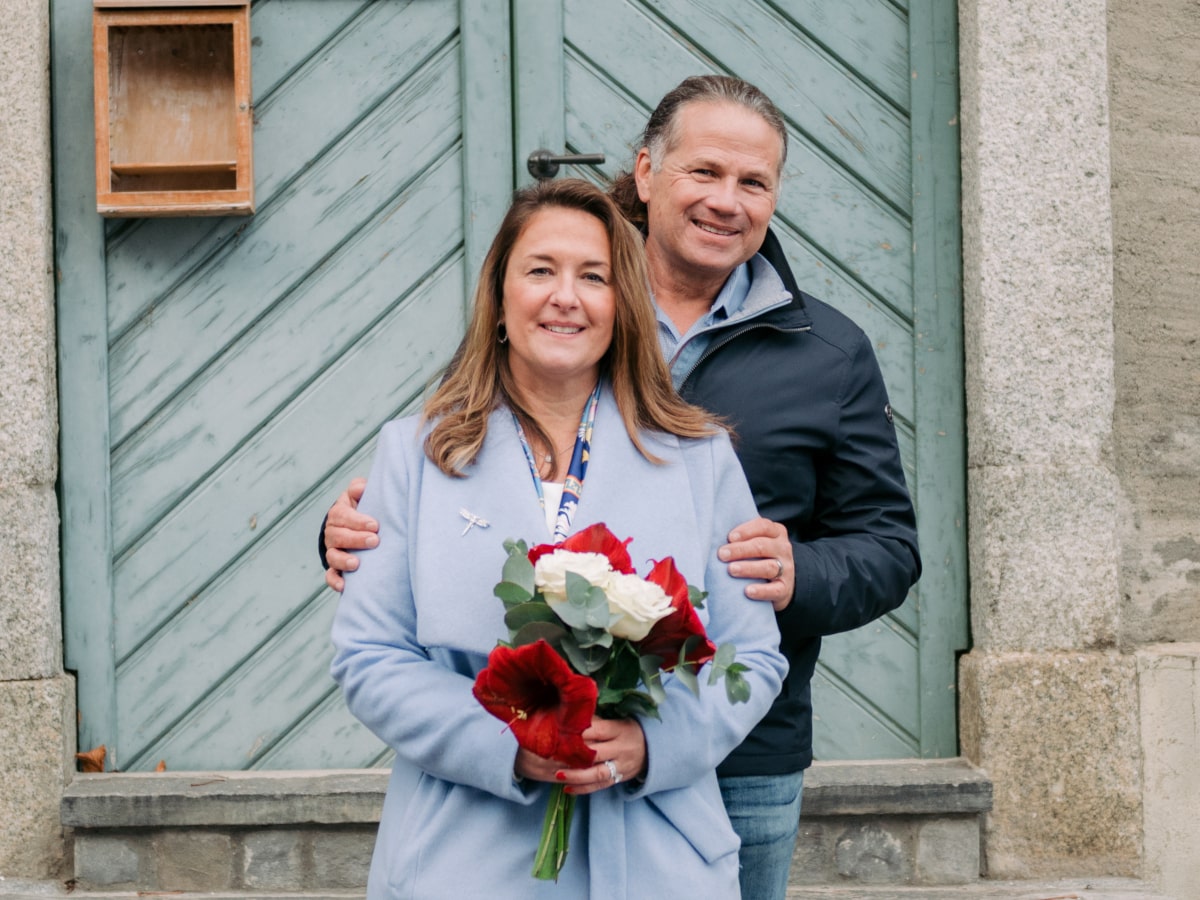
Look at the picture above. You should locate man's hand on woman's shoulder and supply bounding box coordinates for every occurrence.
[323,477,378,592]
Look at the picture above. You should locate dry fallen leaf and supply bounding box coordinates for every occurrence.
[155,760,167,772]
[75,745,106,773]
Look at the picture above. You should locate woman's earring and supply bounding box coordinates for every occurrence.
[497,322,508,344]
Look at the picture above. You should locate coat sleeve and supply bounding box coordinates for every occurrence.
[329,422,532,805]
[777,331,922,639]
[632,433,788,797]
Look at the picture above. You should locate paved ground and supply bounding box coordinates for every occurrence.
[0,876,1176,900]
[787,879,1175,900]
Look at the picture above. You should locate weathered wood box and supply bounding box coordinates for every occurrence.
[92,0,253,216]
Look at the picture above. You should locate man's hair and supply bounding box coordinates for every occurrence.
[611,75,788,229]
[423,178,720,477]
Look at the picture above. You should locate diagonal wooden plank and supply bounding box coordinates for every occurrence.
[131,589,345,771]
[639,0,911,208]
[106,0,457,340]
[248,0,374,103]
[116,436,380,764]
[108,41,462,447]
[566,0,911,212]
[561,9,913,311]
[253,689,392,770]
[112,252,466,659]
[109,70,464,552]
[811,668,920,759]
[768,0,910,111]
[816,617,920,738]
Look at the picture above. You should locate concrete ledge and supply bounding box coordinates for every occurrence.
[802,758,992,816]
[60,761,993,891]
[62,760,990,829]
[61,770,387,829]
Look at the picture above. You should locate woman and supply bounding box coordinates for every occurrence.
[330,178,786,898]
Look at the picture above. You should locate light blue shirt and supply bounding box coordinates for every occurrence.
[655,254,792,389]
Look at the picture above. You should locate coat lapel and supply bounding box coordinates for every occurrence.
[410,389,712,655]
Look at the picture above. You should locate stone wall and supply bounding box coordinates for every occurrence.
[1109,0,1200,646]
[957,0,1141,879]
[0,0,72,880]
[1109,1,1200,897]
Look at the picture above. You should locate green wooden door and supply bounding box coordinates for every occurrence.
[512,0,966,760]
[55,0,963,771]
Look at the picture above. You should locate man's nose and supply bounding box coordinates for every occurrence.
[706,177,739,212]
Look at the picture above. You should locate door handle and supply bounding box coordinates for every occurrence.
[526,149,605,180]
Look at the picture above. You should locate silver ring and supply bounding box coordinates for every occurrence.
[605,759,621,784]
[773,558,784,580]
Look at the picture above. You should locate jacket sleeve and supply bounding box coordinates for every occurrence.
[778,331,922,640]
[329,422,532,805]
[632,433,788,797]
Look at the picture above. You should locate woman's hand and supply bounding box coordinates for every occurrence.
[513,717,647,793]
[718,516,795,611]
[557,717,647,796]
[323,477,378,591]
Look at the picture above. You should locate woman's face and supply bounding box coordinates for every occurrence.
[501,207,616,397]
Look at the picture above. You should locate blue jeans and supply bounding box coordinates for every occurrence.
[719,771,805,900]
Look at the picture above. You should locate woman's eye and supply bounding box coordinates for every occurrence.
[583,272,608,284]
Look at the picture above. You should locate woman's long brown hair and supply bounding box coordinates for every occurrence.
[422,178,720,477]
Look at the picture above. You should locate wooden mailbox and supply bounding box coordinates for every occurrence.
[93,0,253,216]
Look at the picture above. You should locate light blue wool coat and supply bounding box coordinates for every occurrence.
[331,387,787,899]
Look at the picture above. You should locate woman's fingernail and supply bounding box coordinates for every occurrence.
[555,771,566,781]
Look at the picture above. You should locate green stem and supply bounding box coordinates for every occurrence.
[532,784,575,881]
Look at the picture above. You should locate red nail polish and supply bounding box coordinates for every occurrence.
[555,771,565,781]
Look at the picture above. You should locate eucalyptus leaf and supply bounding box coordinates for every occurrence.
[511,621,567,649]
[675,663,700,698]
[573,626,613,650]
[501,543,535,595]
[724,669,751,704]
[584,585,614,629]
[561,635,607,674]
[504,601,560,633]
[494,580,533,607]
[550,597,589,630]
[688,585,708,610]
[712,642,737,669]
[638,656,667,705]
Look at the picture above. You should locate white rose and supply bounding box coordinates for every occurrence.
[534,551,614,606]
[604,572,675,641]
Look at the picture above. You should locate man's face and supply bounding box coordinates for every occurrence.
[635,101,782,289]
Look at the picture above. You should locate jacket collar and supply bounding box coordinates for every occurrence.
[753,226,813,331]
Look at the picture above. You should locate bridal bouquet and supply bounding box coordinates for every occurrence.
[471,522,750,881]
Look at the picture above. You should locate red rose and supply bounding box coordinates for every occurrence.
[472,640,597,768]
[635,557,717,670]
[527,522,635,574]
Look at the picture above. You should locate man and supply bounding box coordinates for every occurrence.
[322,76,920,899]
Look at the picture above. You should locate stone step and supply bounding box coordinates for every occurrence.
[786,879,1175,899]
[0,878,1174,900]
[58,760,992,893]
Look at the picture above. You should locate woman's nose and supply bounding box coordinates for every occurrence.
[549,277,580,307]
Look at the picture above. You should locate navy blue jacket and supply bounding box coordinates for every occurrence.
[691,229,922,776]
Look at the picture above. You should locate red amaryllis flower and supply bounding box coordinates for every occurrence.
[635,557,717,670]
[472,640,598,768]
[527,522,635,574]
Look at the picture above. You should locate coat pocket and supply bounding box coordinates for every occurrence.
[643,780,740,864]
